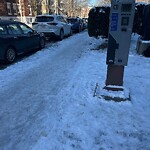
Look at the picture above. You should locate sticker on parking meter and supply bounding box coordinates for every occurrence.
[111,13,118,31]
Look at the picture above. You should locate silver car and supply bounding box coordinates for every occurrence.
[32,15,72,40]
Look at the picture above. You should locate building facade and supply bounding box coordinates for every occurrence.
[0,0,56,25]
[0,0,33,25]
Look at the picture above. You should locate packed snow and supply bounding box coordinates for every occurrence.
[0,32,150,150]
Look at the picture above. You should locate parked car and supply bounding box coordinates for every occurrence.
[82,18,88,30]
[32,15,72,40]
[67,17,83,33]
[0,20,45,63]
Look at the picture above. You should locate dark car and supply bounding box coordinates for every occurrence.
[82,18,88,30]
[0,20,45,63]
[67,17,83,33]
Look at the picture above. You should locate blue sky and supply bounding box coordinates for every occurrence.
[89,0,96,6]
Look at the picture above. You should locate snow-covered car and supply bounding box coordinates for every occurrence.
[32,15,73,40]
[0,20,45,63]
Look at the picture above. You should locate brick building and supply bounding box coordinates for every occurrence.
[0,0,35,25]
[0,0,33,25]
[0,0,55,25]
[0,0,7,16]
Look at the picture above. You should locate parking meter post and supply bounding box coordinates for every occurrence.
[104,0,135,91]
[105,65,124,91]
[94,0,135,101]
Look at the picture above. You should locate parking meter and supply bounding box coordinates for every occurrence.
[106,0,135,66]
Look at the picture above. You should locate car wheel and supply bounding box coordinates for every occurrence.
[5,47,16,63]
[39,38,45,49]
[58,29,64,41]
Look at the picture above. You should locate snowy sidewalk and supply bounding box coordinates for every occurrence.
[0,32,150,150]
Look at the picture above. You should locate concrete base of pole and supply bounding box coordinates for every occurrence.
[94,83,130,102]
[93,64,130,102]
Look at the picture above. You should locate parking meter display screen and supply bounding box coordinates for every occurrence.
[121,4,132,12]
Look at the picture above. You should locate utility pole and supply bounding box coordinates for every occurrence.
[54,0,58,14]
[18,0,23,22]
[69,0,73,17]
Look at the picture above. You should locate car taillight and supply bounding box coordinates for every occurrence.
[47,22,57,26]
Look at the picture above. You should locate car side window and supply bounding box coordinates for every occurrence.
[61,17,67,23]
[7,24,22,35]
[63,18,68,23]
[56,16,61,22]
[0,25,7,35]
[19,24,33,34]
[58,16,65,23]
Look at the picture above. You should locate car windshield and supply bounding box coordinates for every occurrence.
[35,16,54,22]
[67,19,78,23]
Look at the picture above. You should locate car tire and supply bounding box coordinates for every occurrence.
[58,29,64,41]
[39,37,45,49]
[5,47,16,63]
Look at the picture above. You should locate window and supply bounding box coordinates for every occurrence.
[13,3,17,15]
[19,24,33,34]
[56,16,61,22]
[61,17,67,23]
[67,18,78,23]
[7,24,22,35]
[0,25,7,35]
[7,2,12,15]
[35,16,54,22]
[57,16,66,23]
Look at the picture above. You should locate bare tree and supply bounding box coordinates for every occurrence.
[29,0,54,15]
[60,0,89,17]
[74,0,89,17]
[95,0,111,6]
[28,0,42,15]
